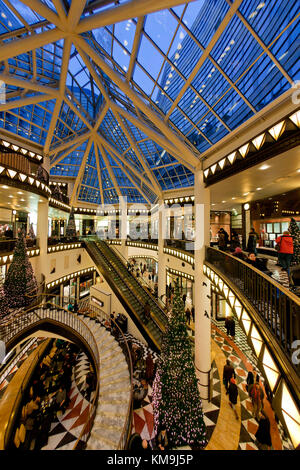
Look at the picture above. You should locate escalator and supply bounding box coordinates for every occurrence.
[85,240,167,352]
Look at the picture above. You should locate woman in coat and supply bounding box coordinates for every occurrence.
[228,378,239,420]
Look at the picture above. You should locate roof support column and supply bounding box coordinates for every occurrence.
[194,168,211,405]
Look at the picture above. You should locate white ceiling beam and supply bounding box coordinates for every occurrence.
[52,0,68,23]
[100,140,152,204]
[234,8,294,85]
[114,110,162,197]
[165,0,245,120]
[0,73,59,97]
[98,142,122,198]
[110,102,195,172]
[76,0,196,34]
[70,137,93,206]
[75,36,200,168]
[96,133,154,191]
[67,0,87,30]
[44,37,72,155]
[49,131,91,156]
[50,139,87,168]
[18,0,64,29]
[127,16,145,82]
[0,93,52,111]
[94,141,104,207]
[94,102,109,132]
[0,28,66,62]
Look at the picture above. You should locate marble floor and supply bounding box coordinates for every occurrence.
[41,351,95,450]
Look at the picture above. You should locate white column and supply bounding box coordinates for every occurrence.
[194,169,211,404]
[158,199,166,299]
[36,196,49,285]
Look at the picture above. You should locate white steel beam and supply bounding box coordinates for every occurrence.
[52,0,68,23]
[75,36,200,168]
[18,0,64,29]
[96,133,155,192]
[0,28,65,62]
[70,137,93,206]
[165,0,245,120]
[0,73,59,97]
[76,0,196,34]
[0,93,52,111]
[234,8,294,85]
[114,110,162,197]
[49,131,91,156]
[67,0,87,30]
[98,142,122,198]
[101,141,152,204]
[94,141,104,206]
[44,37,72,155]
[127,16,144,82]
[94,103,109,132]
[111,102,195,172]
[50,139,87,168]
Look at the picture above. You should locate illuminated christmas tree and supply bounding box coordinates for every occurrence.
[289,218,300,265]
[0,283,9,318]
[152,281,207,449]
[4,233,38,308]
[66,207,77,239]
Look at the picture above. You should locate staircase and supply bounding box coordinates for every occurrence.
[85,240,167,351]
[0,305,131,450]
[78,314,131,450]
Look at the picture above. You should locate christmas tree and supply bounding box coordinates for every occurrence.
[4,232,38,308]
[28,223,35,239]
[66,207,77,239]
[289,218,300,265]
[152,281,207,449]
[0,283,9,318]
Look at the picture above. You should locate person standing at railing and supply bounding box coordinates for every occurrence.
[275,231,294,275]
[247,228,259,255]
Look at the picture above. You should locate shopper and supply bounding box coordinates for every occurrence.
[191,306,195,323]
[182,293,187,306]
[255,413,272,450]
[246,370,254,393]
[275,230,294,274]
[218,228,227,250]
[249,375,264,420]
[230,230,240,250]
[223,359,236,394]
[247,228,259,255]
[144,301,151,321]
[228,378,239,420]
[232,247,245,260]
[185,308,191,325]
[157,426,169,450]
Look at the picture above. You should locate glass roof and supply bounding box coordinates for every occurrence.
[0,0,298,204]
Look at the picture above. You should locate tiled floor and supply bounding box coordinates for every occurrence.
[41,352,95,450]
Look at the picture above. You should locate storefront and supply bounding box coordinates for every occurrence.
[166,269,194,306]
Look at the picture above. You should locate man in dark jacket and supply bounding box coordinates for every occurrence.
[228,378,239,420]
[223,359,236,394]
[255,413,272,450]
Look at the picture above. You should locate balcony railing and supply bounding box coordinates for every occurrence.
[205,246,300,373]
[0,237,38,254]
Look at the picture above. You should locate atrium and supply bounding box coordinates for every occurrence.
[0,0,299,453]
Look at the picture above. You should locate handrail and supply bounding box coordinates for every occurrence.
[100,241,169,323]
[207,246,300,305]
[86,242,165,341]
[206,246,300,376]
[0,339,51,449]
[82,303,134,450]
